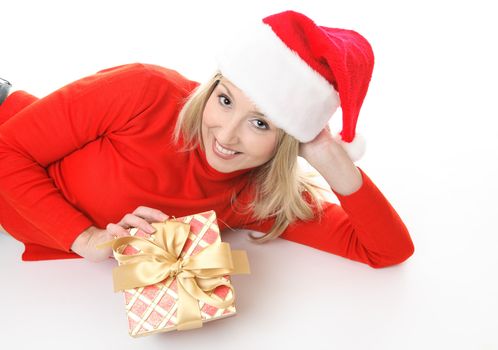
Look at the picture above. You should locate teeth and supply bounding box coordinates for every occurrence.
[215,140,237,155]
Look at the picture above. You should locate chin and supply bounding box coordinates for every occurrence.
[215,165,239,173]
[206,153,235,173]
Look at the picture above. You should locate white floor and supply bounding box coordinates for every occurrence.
[1,186,497,350]
[1,1,498,349]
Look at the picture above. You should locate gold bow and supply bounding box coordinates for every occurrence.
[98,220,250,331]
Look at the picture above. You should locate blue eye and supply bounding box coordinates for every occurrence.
[251,119,270,130]
[218,94,231,107]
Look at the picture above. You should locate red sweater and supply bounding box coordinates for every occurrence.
[0,63,414,268]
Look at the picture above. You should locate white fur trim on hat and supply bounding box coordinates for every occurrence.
[215,22,340,143]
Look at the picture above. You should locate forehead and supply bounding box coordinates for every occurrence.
[217,78,246,99]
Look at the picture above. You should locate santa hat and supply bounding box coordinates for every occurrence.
[215,10,374,162]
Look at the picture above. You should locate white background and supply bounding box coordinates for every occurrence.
[1,0,497,349]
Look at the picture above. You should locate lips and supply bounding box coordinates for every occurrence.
[212,139,241,160]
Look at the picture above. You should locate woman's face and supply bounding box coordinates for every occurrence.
[201,78,279,173]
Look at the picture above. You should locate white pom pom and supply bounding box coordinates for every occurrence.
[333,132,366,162]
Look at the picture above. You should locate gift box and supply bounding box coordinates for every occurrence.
[104,210,250,337]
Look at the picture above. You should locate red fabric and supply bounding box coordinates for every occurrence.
[263,10,375,143]
[0,63,413,268]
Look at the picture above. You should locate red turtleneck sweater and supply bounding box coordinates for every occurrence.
[0,63,414,267]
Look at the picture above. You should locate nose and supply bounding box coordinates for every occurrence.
[216,118,240,145]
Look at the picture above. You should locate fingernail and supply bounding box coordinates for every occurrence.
[160,214,169,221]
[146,226,156,233]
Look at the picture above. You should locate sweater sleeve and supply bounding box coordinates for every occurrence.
[0,63,154,252]
[241,167,415,268]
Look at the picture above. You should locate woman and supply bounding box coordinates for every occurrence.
[0,11,414,267]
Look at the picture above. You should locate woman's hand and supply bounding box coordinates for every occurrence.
[298,125,342,167]
[70,206,169,262]
[298,125,363,196]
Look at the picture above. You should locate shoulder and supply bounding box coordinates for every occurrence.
[94,63,200,96]
[131,63,200,94]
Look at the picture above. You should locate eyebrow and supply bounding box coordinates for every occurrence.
[219,82,266,117]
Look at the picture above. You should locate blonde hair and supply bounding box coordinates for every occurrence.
[173,72,330,243]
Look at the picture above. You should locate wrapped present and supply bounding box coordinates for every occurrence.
[101,210,251,337]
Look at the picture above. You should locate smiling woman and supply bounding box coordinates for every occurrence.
[0,10,413,268]
[173,72,326,245]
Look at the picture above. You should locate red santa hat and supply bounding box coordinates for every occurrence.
[215,10,374,162]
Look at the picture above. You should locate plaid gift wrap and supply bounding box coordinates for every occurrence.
[108,210,250,337]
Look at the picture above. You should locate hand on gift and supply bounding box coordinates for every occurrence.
[70,206,169,262]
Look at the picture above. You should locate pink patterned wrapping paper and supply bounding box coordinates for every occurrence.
[120,210,237,337]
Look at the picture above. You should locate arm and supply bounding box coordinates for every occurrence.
[263,172,415,269]
[0,63,154,252]
[243,167,414,268]
[243,128,414,268]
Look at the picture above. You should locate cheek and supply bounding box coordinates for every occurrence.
[251,135,278,159]
[202,97,218,128]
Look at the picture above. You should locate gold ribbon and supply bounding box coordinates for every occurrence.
[98,220,250,331]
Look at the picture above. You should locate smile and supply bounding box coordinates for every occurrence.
[213,139,241,159]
